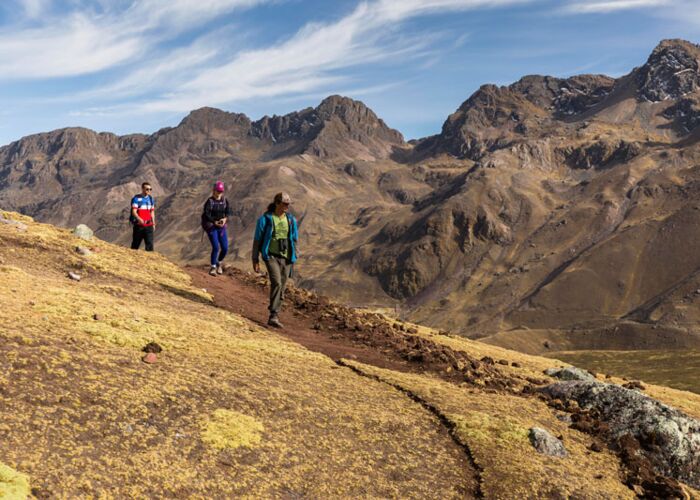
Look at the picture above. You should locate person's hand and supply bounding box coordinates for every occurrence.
[253,261,260,274]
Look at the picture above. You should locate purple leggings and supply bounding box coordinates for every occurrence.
[207,226,229,266]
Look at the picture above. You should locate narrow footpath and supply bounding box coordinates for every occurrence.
[187,265,416,373]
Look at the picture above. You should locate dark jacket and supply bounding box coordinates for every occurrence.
[201,197,232,231]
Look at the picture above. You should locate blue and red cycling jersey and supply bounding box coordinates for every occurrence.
[131,194,155,227]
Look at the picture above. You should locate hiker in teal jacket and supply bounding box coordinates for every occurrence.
[252,192,299,328]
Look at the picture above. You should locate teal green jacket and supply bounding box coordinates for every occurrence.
[252,212,299,263]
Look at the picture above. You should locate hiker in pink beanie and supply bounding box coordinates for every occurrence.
[201,181,232,276]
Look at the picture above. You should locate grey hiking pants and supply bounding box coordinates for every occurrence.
[264,256,292,315]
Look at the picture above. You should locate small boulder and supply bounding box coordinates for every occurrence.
[75,246,92,256]
[529,427,567,457]
[142,353,158,364]
[545,366,596,382]
[67,271,81,281]
[0,215,28,231]
[622,380,646,391]
[73,224,94,241]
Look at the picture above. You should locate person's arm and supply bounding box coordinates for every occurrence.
[131,198,144,225]
[151,206,156,228]
[252,216,265,272]
[203,199,217,223]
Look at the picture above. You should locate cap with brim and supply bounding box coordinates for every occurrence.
[275,192,292,204]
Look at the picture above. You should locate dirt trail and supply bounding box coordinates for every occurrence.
[186,265,521,391]
[187,266,412,373]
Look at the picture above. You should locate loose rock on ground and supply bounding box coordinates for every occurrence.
[528,427,568,457]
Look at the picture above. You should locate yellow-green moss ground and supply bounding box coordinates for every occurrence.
[3,212,700,498]
[0,462,30,499]
[0,213,473,498]
[343,360,634,499]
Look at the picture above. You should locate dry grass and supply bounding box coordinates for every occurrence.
[3,211,700,498]
[343,360,634,499]
[0,212,472,498]
[548,350,700,394]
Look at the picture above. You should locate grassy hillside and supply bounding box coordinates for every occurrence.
[1,211,699,498]
[546,350,700,395]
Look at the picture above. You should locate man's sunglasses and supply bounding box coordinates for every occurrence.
[144,188,152,191]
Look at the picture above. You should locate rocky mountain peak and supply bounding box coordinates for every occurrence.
[251,96,403,159]
[316,95,379,122]
[637,39,700,102]
[510,74,615,116]
[178,107,252,133]
[0,127,115,164]
[315,95,404,143]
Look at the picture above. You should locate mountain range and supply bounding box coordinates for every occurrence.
[3,38,700,351]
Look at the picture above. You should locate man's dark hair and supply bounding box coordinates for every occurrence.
[142,182,151,188]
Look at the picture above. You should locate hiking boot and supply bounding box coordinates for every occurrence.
[216,263,224,275]
[267,315,283,328]
[208,266,217,276]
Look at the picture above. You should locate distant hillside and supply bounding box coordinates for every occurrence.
[1,212,699,497]
[3,40,700,350]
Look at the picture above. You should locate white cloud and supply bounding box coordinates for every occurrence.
[0,14,143,77]
[563,0,670,13]
[0,0,271,79]
[6,0,689,121]
[113,0,533,113]
[18,0,51,18]
[129,0,272,30]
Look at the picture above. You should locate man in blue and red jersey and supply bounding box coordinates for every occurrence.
[130,182,156,251]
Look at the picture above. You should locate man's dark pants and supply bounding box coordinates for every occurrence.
[264,256,292,315]
[131,225,154,252]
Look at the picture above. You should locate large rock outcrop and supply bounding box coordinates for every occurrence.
[636,39,700,102]
[543,379,700,488]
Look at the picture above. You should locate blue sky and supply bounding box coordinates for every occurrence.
[0,0,697,145]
